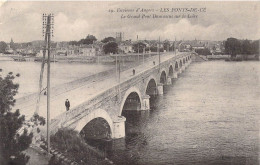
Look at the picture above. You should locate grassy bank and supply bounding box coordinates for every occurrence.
[47,128,112,165]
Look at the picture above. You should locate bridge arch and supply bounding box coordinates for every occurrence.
[179,60,182,67]
[75,108,114,139]
[145,76,157,96]
[175,61,179,71]
[168,65,174,77]
[160,69,167,84]
[120,87,143,114]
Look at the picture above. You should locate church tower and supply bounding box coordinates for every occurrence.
[10,38,14,49]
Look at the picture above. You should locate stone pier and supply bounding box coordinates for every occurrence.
[112,116,126,139]
[157,83,164,95]
[167,77,173,85]
[142,95,150,110]
[173,72,178,79]
[178,68,182,74]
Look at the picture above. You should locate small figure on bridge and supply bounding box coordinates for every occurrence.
[65,99,70,111]
[42,87,47,95]
[153,61,155,65]
[133,69,135,75]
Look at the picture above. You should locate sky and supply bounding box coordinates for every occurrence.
[0,1,259,43]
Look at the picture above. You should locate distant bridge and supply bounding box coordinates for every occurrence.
[49,52,192,139]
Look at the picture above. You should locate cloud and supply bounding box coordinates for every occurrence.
[0,1,259,42]
[54,13,90,41]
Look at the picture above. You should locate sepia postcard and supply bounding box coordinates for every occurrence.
[0,1,259,165]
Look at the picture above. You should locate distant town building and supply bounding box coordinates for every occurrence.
[10,38,15,50]
[192,43,205,50]
[79,44,98,56]
[118,40,133,53]
[4,38,15,54]
[115,32,124,42]
[67,45,80,56]
[178,42,192,52]
[178,40,208,52]
[56,47,67,56]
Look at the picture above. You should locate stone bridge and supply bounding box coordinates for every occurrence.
[50,53,192,139]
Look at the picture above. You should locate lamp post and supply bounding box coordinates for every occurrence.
[175,37,177,56]
[149,40,151,57]
[159,36,161,71]
[137,35,139,62]
[143,47,145,65]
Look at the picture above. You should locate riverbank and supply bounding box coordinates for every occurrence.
[207,54,259,61]
[0,54,113,63]
[207,55,230,60]
[0,52,161,64]
[192,54,208,62]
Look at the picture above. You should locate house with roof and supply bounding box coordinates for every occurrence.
[191,43,205,50]
[118,40,133,53]
[79,44,102,56]
[178,42,192,52]
[67,45,80,56]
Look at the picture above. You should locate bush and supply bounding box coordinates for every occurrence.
[50,128,107,165]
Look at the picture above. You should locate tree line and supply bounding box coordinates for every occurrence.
[225,38,259,58]
[69,35,175,55]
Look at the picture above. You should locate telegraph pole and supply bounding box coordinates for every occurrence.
[143,47,145,65]
[42,13,54,154]
[118,54,121,99]
[149,40,151,57]
[172,38,174,54]
[175,37,177,56]
[159,36,161,71]
[47,15,51,154]
[137,35,139,62]
[115,54,117,80]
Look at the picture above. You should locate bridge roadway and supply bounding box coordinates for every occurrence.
[15,52,192,139]
[16,52,170,118]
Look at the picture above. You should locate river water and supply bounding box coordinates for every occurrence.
[91,61,260,165]
[0,57,114,98]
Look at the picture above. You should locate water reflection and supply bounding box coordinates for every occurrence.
[86,61,259,165]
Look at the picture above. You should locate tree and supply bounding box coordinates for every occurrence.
[68,40,79,46]
[103,42,118,54]
[195,48,211,55]
[79,34,97,45]
[0,41,7,53]
[224,38,241,58]
[163,40,170,51]
[133,42,146,53]
[101,37,116,43]
[150,45,163,52]
[251,40,259,54]
[241,39,252,55]
[0,71,33,165]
